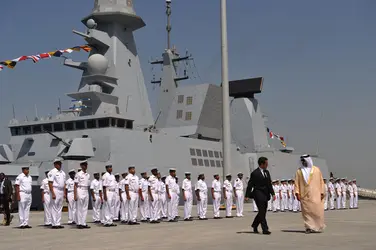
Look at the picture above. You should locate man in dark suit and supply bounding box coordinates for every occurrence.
[245,157,275,235]
[0,173,13,226]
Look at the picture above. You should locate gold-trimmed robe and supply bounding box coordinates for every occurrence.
[294,166,325,231]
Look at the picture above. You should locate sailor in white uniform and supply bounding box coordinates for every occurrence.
[292,180,299,212]
[335,179,342,209]
[352,179,358,208]
[272,180,280,212]
[223,174,234,218]
[341,178,347,209]
[40,171,52,226]
[287,179,293,211]
[119,172,128,223]
[211,174,222,219]
[139,172,149,222]
[65,170,76,225]
[195,173,208,220]
[159,176,167,219]
[15,166,32,229]
[90,172,102,223]
[125,165,141,225]
[74,160,91,229]
[102,162,117,227]
[348,180,354,209]
[182,172,193,221]
[323,178,329,210]
[113,173,121,221]
[148,168,160,223]
[280,179,288,212]
[48,158,66,229]
[100,172,106,224]
[174,177,180,219]
[328,177,335,210]
[165,168,178,222]
[233,173,244,217]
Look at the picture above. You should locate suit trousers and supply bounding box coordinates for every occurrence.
[252,191,269,232]
[0,194,11,224]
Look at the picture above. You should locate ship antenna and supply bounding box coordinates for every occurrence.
[166,0,172,50]
[12,104,16,119]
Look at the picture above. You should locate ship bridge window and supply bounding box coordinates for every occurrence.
[32,125,42,134]
[76,121,85,130]
[178,95,184,103]
[216,160,221,167]
[111,118,116,127]
[176,110,183,119]
[204,159,210,167]
[220,152,223,158]
[186,96,193,105]
[198,159,204,166]
[202,150,208,157]
[210,160,215,167]
[189,148,196,156]
[191,158,198,166]
[65,122,74,131]
[23,126,31,135]
[43,124,52,132]
[214,151,220,158]
[185,112,192,121]
[87,119,96,129]
[98,118,110,128]
[208,150,214,158]
[117,119,125,128]
[195,149,202,157]
[53,123,63,132]
[126,120,133,129]
[10,127,21,136]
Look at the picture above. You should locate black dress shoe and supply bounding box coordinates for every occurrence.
[226,216,233,218]
[262,231,271,235]
[305,229,312,234]
[24,225,32,229]
[58,225,64,229]
[19,226,25,229]
[82,225,91,229]
[252,227,259,234]
[77,225,84,229]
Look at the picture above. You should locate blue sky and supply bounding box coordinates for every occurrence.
[0,0,376,188]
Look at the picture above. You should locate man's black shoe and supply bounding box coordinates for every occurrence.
[252,227,259,234]
[262,231,271,235]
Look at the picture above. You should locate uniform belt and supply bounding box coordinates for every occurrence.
[214,191,221,193]
[20,190,31,194]
[78,186,89,189]
[107,189,115,192]
[235,189,243,191]
[53,187,64,191]
[67,190,74,193]
[130,190,138,193]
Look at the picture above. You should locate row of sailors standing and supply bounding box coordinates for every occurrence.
[252,177,359,213]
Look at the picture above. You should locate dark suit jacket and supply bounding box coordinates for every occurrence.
[1,178,13,200]
[245,168,274,201]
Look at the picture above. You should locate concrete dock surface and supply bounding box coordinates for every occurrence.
[1,200,375,250]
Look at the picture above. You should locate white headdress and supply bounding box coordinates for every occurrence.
[299,154,313,168]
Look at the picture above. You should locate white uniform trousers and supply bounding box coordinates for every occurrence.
[92,194,101,222]
[336,194,342,209]
[225,192,233,217]
[76,188,89,226]
[235,190,244,216]
[120,193,129,222]
[342,192,347,209]
[198,194,207,219]
[129,192,139,222]
[267,199,272,211]
[281,193,288,211]
[288,195,293,211]
[173,194,180,218]
[273,193,280,211]
[114,193,120,220]
[139,191,149,221]
[324,193,328,210]
[67,192,76,223]
[354,193,358,208]
[158,193,167,218]
[329,193,335,210]
[293,195,299,212]
[349,194,354,209]
[43,192,52,225]
[167,192,177,220]
[50,189,64,226]
[18,192,32,227]
[100,203,105,223]
[253,199,258,212]
[212,192,221,218]
[184,191,193,219]
[149,192,160,221]
[104,190,115,225]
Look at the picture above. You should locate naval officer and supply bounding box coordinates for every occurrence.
[74,160,90,229]
[125,165,141,225]
[65,170,76,225]
[119,172,129,223]
[15,166,32,229]
[233,173,244,217]
[223,174,234,218]
[211,174,222,219]
[139,172,149,222]
[90,172,102,223]
[165,168,178,222]
[102,162,117,227]
[148,167,160,223]
[195,173,208,220]
[114,173,121,221]
[182,172,193,221]
[48,158,66,229]
[40,171,52,226]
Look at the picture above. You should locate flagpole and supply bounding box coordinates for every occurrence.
[221,0,232,179]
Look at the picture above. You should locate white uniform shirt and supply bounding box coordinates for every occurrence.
[165,175,176,193]
[335,183,342,196]
[348,185,354,194]
[273,184,280,194]
[65,178,75,192]
[174,181,180,194]
[126,173,140,193]
[90,179,102,194]
[48,168,66,189]
[281,184,288,194]
[40,178,49,193]
[328,182,335,194]
[159,181,166,195]
[223,180,233,193]
[233,178,244,191]
[15,173,32,193]
[340,182,347,194]
[148,175,159,194]
[115,181,120,195]
[352,183,358,194]
[195,179,208,196]
[140,178,148,193]
[75,171,91,188]
[119,178,126,193]
[182,178,192,192]
[102,172,117,190]
[212,179,221,192]
[324,183,328,194]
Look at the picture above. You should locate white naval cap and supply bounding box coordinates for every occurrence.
[115,173,120,176]
[93,172,99,175]
[237,172,243,176]
[226,173,232,177]
[69,169,75,173]
[105,161,112,167]
[79,160,88,165]
[184,172,191,175]
[352,179,356,181]
[53,157,63,164]
[199,172,205,176]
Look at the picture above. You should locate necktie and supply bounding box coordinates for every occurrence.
[263,170,267,178]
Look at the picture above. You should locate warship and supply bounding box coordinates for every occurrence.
[0,0,330,210]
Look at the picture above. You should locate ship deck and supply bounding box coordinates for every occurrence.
[1,200,375,250]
